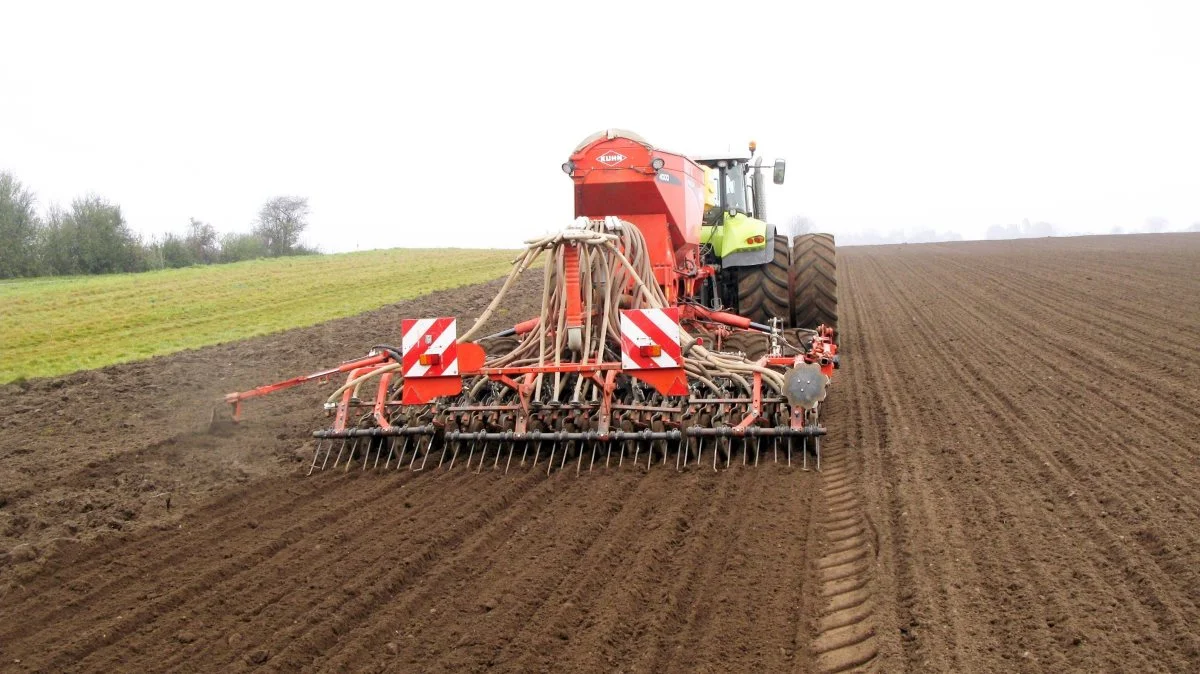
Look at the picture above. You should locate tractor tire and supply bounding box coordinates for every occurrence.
[790,233,837,330]
[722,329,770,361]
[736,234,791,327]
[481,335,520,358]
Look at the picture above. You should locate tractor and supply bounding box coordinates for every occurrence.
[226,129,839,473]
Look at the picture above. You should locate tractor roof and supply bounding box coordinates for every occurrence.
[690,153,752,164]
[573,129,653,152]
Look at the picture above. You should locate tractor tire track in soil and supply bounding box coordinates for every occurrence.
[1,232,1198,672]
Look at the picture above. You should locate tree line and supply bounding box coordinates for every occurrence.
[0,171,315,279]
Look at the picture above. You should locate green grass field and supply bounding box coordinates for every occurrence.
[0,248,519,383]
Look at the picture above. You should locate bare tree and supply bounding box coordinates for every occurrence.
[186,217,219,263]
[253,196,309,256]
[783,215,815,238]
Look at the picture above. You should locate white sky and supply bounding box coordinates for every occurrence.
[2,0,1197,251]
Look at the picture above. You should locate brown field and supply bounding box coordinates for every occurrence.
[1,233,1198,673]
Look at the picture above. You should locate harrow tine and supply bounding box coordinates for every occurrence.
[476,442,486,473]
[773,436,779,464]
[589,441,597,472]
[802,437,808,471]
[409,437,422,470]
[331,440,343,470]
[362,439,371,471]
[755,436,761,467]
[725,437,731,469]
[546,442,557,476]
[493,441,502,471]
[787,437,792,467]
[560,444,568,472]
[448,441,462,471]
[382,438,396,470]
[530,440,542,468]
[465,441,476,472]
[648,442,654,470]
[697,437,704,467]
[505,441,515,474]
[676,438,684,471]
[743,437,749,466]
[396,436,410,469]
[319,440,335,472]
[308,440,325,476]
[330,440,346,470]
[345,439,360,472]
[576,444,585,476]
[521,441,532,468]
[713,437,719,471]
[815,436,821,472]
[373,439,384,469]
[633,441,641,468]
[416,438,433,471]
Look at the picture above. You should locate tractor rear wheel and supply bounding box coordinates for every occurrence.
[736,233,791,327]
[722,329,770,361]
[790,233,837,330]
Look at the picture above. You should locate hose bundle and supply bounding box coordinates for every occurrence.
[462,217,786,401]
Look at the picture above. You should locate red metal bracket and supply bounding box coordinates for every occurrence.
[372,372,394,430]
[224,352,388,420]
[629,367,689,397]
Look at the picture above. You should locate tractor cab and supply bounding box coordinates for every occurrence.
[693,144,786,222]
[692,144,787,263]
[694,153,752,221]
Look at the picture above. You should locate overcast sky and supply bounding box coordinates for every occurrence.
[2,0,1197,251]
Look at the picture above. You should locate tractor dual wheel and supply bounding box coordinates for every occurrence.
[736,234,791,327]
[790,233,837,330]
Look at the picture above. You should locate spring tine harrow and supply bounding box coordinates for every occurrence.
[303,421,825,477]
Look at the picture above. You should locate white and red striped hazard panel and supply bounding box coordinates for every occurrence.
[401,317,459,378]
[619,307,683,370]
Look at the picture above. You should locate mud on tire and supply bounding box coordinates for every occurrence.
[736,234,791,327]
[790,233,837,330]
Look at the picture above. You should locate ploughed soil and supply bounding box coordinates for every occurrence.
[1,233,1198,672]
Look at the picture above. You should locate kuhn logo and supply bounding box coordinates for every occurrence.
[596,151,626,166]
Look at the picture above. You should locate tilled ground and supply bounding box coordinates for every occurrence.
[0,233,1197,672]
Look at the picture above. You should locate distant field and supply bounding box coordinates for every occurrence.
[0,248,519,383]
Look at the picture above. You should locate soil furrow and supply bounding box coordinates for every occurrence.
[3,233,1198,673]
